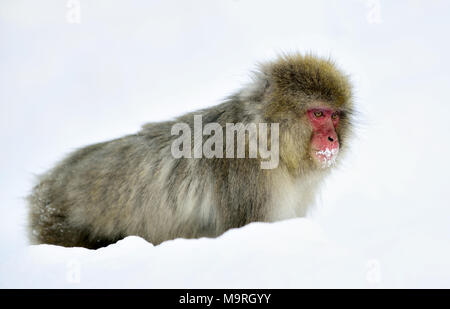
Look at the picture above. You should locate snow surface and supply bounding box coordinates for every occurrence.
[1,1,450,288]
[1,219,365,288]
[2,218,449,288]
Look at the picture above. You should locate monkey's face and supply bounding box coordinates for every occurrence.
[306,107,341,168]
[261,54,353,172]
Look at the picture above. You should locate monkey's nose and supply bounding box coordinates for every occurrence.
[328,136,334,142]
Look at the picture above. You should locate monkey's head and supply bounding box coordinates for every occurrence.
[244,53,354,173]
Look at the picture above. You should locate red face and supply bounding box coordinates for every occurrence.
[307,108,340,168]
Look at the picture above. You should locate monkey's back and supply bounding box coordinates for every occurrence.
[27,126,221,248]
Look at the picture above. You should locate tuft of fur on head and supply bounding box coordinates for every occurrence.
[240,53,354,175]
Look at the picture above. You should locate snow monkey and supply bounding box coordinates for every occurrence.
[28,53,354,248]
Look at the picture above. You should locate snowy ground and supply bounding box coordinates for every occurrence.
[1,220,364,288]
[2,218,449,288]
[1,1,450,288]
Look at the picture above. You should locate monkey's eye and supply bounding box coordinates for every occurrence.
[313,111,323,118]
[331,112,339,120]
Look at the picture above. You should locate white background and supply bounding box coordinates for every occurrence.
[1,0,449,288]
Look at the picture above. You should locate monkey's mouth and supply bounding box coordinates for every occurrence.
[311,147,339,168]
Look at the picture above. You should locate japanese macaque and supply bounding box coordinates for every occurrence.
[28,53,354,248]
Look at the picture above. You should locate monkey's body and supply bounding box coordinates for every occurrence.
[28,54,353,248]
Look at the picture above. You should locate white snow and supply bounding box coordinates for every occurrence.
[1,1,450,288]
[0,219,371,288]
[316,148,339,168]
[1,217,449,288]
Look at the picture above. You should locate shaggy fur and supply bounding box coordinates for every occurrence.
[28,53,354,248]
